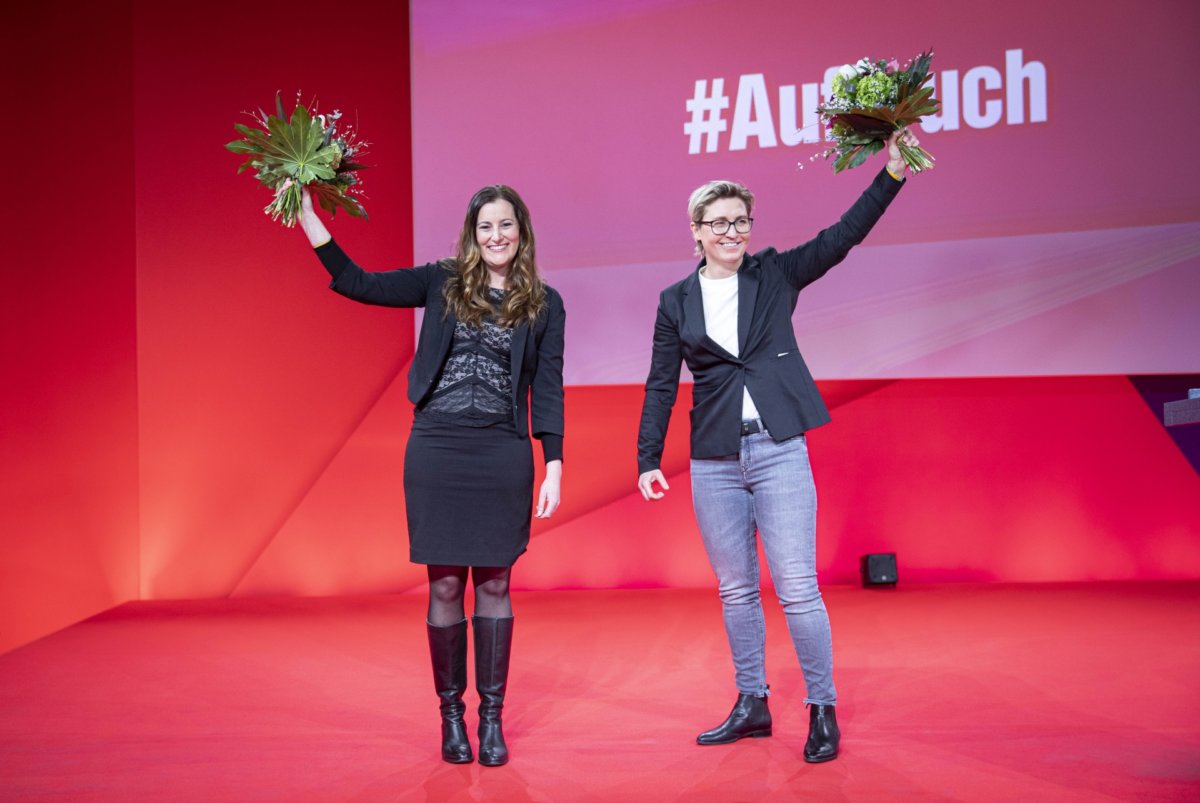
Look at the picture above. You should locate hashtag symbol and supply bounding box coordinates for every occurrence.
[684,79,729,155]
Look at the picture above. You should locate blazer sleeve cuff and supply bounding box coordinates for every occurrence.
[314,238,351,283]
[873,166,905,198]
[539,434,563,463]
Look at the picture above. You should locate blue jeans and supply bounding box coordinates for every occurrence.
[690,430,836,705]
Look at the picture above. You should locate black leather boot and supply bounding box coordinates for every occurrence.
[696,693,772,745]
[803,703,840,763]
[473,616,514,767]
[427,620,473,764]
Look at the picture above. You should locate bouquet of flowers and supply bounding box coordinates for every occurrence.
[818,50,940,173]
[225,92,369,226]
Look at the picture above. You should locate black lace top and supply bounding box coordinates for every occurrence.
[418,288,513,426]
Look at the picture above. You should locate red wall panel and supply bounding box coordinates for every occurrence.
[520,378,1200,590]
[0,3,141,654]
[131,0,415,599]
[810,376,1200,583]
[232,376,1200,597]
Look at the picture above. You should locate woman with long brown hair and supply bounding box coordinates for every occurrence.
[296,184,565,767]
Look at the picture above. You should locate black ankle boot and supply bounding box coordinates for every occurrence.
[427,620,473,764]
[696,693,772,745]
[473,616,514,767]
[803,704,840,763]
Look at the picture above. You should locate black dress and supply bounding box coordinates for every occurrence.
[405,290,533,567]
[313,241,565,567]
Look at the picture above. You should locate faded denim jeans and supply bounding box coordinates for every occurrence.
[690,430,836,705]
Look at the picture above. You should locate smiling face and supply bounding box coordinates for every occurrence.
[475,199,519,276]
[692,197,751,276]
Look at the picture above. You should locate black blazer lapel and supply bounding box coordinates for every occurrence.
[680,271,706,344]
[736,261,760,355]
[509,321,529,397]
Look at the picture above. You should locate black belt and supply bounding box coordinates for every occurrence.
[740,418,765,436]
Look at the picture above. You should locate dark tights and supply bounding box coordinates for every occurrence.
[427,564,512,627]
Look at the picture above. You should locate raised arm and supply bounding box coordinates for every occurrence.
[885,128,915,179]
[297,186,442,308]
[776,128,917,290]
[298,186,332,248]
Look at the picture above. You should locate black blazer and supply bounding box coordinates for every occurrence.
[315,240,565,449]
[637,168,903,474]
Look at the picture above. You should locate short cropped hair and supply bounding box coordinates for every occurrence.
[687,180,755,255]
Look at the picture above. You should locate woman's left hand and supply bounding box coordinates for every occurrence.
[886,128,920,176]
[536,460,562,518]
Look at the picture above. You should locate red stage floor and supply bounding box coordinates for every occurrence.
[1,583,1198,801]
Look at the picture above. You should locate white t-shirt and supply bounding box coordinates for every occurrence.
[698,269,761,421]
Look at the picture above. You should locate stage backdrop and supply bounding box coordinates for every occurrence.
[1,0,1198,655]
[244,0,1199,598]
[411,0,1200,383]
[401,0,1200,593]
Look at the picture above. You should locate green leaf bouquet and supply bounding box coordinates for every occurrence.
[226,92,369,226]
[818,50,941,173]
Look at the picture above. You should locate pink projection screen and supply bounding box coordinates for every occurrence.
[411,0,1200,382]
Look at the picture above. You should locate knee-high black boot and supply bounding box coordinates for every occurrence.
[427,620,473,764]
[473,615,513,767]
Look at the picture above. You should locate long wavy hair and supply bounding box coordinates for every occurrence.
[441,185,546,328]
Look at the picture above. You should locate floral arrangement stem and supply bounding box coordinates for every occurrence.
[898,141,935,173]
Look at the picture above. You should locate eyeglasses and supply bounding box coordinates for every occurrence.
[698,217,753,235]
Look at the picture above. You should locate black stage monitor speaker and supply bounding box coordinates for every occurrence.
[860,553,897,587]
